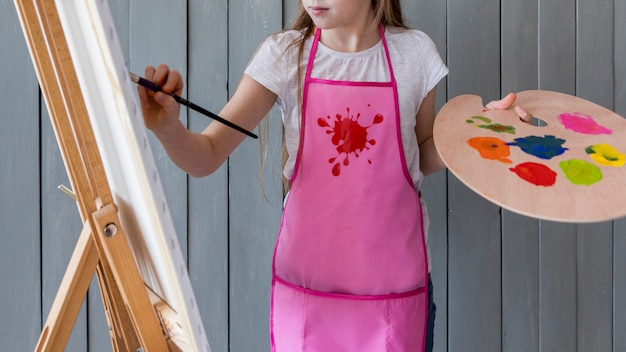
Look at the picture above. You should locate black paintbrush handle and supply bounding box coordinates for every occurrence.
[130,72,258,139]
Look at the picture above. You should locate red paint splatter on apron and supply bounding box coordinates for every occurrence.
[318,107,384,176]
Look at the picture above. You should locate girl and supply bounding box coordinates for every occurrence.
[139,1,527,350]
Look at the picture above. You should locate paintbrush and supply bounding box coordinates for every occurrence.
[129,72,258,139]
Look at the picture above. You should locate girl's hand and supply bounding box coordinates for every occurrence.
[485,92,532,124]
[137,64,185,134]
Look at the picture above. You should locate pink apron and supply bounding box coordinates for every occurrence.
[270,25,429,351]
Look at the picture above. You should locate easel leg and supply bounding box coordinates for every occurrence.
[95,260,141,351]
[34,212,169,352]
[90,204,169,351]
[33,221,145,352]
[35,224,98,352]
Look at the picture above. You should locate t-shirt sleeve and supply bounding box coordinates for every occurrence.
[416,34,448,91]
[244,33,292,105]
[414,31,448,93]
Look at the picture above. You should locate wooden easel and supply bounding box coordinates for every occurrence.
[15,0,181,350]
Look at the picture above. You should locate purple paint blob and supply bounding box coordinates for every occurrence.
[507,135,568,160]
[559,112,612,135]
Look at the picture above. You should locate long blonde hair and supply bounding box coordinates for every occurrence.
[261,0,408,196]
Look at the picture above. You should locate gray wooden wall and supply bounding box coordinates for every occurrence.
[2,0,624,351]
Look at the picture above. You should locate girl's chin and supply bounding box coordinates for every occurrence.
[310,20,337,30]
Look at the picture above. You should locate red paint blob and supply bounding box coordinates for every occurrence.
[509,162,557,187]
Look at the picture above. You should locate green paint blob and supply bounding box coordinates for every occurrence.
[466,115,516,134]
[479,124,517,134]
[467,115,492,124]
[559,159,603,185]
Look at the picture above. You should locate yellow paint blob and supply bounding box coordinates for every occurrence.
[586,143,625,167]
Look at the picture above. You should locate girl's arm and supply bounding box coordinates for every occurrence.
[138,64,277,178]
[415,89,444,177]
[416,90,531,177]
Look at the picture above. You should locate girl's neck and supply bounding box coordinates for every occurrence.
[319,25,381,53]
[318,11,380,53]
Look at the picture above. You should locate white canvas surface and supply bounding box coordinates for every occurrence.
[55,1,210,351]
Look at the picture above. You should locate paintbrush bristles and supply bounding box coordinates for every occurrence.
[129,72,140,83]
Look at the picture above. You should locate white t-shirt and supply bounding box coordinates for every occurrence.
[245,26,448,188]
[245,26,448,270]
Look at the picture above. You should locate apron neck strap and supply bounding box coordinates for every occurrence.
[305,24,393,81]
[305,28,322,80]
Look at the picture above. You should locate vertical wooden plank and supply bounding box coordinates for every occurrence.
[539,0,576,95]
[539,223,577,352]
[403,1,448,107]
[616,0,626,116]
[577,0,614,108]
[228,1,283,350]
[0,3,42,350]
[615,219,626,352]
[404,1,449,351]
[448,0,501,101]
[577,223,613,352]
[41,87,88,352]
[501,0,539,93]
[419,174,448,352]
[87,273,112,352]
[500,1,541,351]
[283,0,299,28]
[614,1,626,348]
[128,0,188,254]
[446,176,502,352]
[575,2,615,351]
[501,215,540,352]
[188,1,230,351]
[537,1,577,351]
[447,0,502,350]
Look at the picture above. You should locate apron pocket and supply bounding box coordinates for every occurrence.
[271,276,427,352]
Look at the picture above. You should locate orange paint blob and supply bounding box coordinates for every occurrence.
[467,137,513,164]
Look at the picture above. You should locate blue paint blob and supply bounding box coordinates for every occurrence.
[507,135,568,160]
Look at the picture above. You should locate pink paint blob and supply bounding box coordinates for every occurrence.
[558,112,612,135]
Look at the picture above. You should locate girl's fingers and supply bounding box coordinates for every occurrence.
[167,69,184,95]
[515,105,532,123]
[485,92,516,110]
[485,92,533,124]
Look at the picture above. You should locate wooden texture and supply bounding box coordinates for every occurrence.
[187,1,230,351]
[500,2,541,351]
[447,1,503,351]
[0,2,42,350]
[575,3,617,352]
[2,0,625,351]
[227,1,283,350]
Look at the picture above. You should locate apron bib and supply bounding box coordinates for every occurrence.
[270,25,429,351]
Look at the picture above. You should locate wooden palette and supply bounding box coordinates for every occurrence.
[434,90,626,223]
